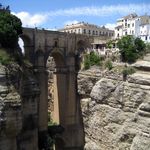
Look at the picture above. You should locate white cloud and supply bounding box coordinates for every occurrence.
[64,20,79,25]
[12,12,48,27]
[105,23,116,30]
[46,28,57,31]
[12,3,150,28]
[47,3,150,17]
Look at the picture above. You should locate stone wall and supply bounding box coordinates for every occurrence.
[79,67,150,150]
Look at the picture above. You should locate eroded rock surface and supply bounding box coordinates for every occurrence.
[80,68,150,150]
[0,63,40,150]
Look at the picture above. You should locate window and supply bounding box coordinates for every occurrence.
[89,30,91,34]
[99,31,101,35]
[83,29,86,34]
[93,30,95,35]
[125,32,127,35]
[128,24,130,28]
[96,31,98,35]
[132,23,134,27]
[125,23,127,27]
[118,28,119,31]
[78,29,80,33]
[145,36,147,40]
[132,30,134,34]
[117,33,119,37]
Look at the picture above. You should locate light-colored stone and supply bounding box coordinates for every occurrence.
[80,68,150,150]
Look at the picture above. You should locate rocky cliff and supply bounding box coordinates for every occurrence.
[78,63,150,150]
[0,64,22,150]
[0,63,40,150]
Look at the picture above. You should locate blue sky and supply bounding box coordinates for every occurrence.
[2,0,150,30]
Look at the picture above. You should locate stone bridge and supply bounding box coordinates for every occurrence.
[21,27,92,149]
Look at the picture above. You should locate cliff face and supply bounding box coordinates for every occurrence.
[0,63,40,150]
[0,64,22,150]
[78,66,150,150]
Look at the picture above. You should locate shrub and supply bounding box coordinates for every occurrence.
[145,43,150,54]
[89,51,101,66]
[84,52,102,69]
[0,48,13,65]
[105,59,113,70]
[84,54,90,70]
[122,66,136,81]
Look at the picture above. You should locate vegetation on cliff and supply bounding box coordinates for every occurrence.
[0,6,25,66]
[0,9,22,49]
[117,35,146,63]
[84,52,103,69]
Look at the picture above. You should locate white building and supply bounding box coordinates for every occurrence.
[140,15,150,42]
[115,13,140,38]
[115,14,150,42]
[59,22,114,38]
[59,22,115,55]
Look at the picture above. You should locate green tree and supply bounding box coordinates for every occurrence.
[89,51,101,66]
[134,37,146,57]
[83,52,102,70]
[106,40,113,49]
[84,54,90,70]
[117,35,146,63]
[0,10,22,49]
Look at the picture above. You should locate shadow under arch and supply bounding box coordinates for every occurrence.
[76,39,90,71]
[45,48,65,67]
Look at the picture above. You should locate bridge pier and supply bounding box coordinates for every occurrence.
[52,57,84,150]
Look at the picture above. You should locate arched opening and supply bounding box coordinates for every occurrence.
[46,49,66,122]
[77,40,86,53]
[46,56,55,124]
[45,49,66,149]
[18,37,25,55]
[19,34,33,62]
[76,40,89,70]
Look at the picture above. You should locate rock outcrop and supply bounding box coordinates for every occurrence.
[0,63,40,150]
[0,64,22,150]
[79,67,150,150]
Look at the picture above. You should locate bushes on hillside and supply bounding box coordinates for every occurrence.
[104,59,113,70]
[0,10,22,49]
[117,35,146,63]
[84,52,102,69]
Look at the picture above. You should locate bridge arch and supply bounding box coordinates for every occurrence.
[21,27,93,150]
[19,34,34,63]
